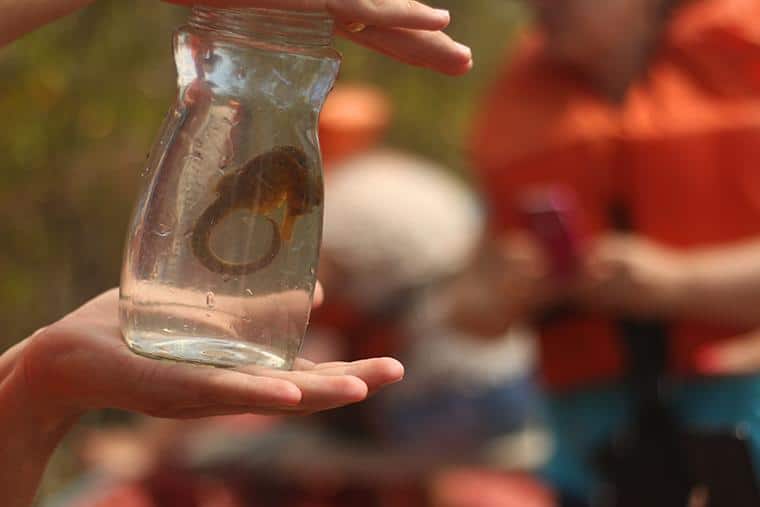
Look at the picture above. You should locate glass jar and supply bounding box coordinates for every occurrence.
[119,7,341,369]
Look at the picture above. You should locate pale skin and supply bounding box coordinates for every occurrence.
[442,233,760,374]
[580,235,760,375]
[1,289,407,507]
[0,0,471,505]
[0,0,473,75]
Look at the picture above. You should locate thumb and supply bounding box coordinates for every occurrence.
[695,331,760,376]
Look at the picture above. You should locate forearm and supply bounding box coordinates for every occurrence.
[673,240,760,327]
[0,362,80,507]
[0,0,96,47]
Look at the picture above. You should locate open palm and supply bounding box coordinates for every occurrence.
[15,289,404,420]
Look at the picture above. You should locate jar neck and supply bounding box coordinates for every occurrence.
[188,7,334,49]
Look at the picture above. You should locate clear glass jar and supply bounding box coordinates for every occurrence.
[119,7,341,369]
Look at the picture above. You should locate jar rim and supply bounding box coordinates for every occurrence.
[188,6,335,49]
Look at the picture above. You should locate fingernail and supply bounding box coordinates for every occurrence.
[455,42,473,61]
[435,9,451,24]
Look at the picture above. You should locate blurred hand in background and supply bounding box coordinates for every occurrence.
[575,234,686,318]
[440,232,557,339]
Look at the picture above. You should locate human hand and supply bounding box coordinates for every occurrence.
[575,234,686,317]
[695,331,760,376]
[443,232,555,337]
[162,0,473,76]
[11,288,404,427]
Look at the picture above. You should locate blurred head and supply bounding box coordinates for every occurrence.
[320,150,483,311]
[531,0,682,100]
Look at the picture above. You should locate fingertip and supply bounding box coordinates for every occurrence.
[437,43,473,76]
[455,42,472,61]
[444,58,474,76]
[314,281,324,308]
[454,43,474,69]
[340,375,369,401]
[377,357,405,383]
[413,11,451,31]
[272,380,303,406]
[433,9,451,29]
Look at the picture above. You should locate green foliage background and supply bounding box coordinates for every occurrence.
[0,0,527,500]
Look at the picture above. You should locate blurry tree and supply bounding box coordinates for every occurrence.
[1,0,527,501]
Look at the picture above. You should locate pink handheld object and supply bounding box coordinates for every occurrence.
[517,187,586,279]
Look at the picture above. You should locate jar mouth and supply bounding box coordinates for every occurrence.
[189,7,335,49]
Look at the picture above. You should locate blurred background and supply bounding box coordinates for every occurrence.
[0,0,529,504]
[7,0,760,506]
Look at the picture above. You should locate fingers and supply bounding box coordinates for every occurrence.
[166,0,451,31]
[126,357,404,418]
[292,357,317,370]
[310,357,404,395]
[166,404,289,419]
[120,359,303,416]
[314,281,324,308]
[338,25,473,76]
[326,0,450,31]
[162,1,472,76]
[695,332,760,376]
[43,288,402,420]
[237,365,369,411]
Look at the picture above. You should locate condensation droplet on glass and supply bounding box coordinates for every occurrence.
[206,292,216,308]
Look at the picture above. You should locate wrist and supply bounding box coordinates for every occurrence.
[3,369,81,439]
[0,350,81,507]
[3,337,84,436]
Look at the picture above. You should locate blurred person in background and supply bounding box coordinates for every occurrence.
[436,0,760,505]
[306,83,554,507]
[0,1,472,506]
